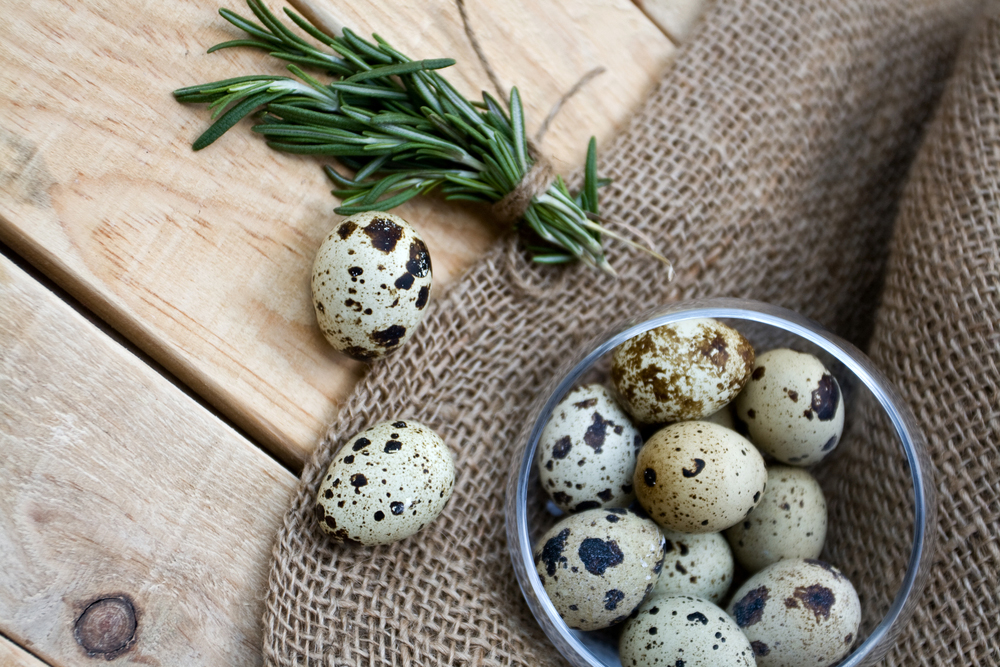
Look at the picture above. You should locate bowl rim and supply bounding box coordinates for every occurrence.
[505,297,934,667]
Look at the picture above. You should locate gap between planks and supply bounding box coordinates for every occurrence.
[0,0,676,471]
[0,240,292,475]
[0,252,297,666]
[0,632,51,667]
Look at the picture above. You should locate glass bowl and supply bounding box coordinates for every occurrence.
[505,298,934,667]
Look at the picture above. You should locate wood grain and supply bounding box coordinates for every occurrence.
[0,0,673,469]
[0,636,49,667]
[0,253,297,666]
[634,0,709,44]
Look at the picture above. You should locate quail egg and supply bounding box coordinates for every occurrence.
[315,420,454,545]
[312,211,432,361]
[537,384,643,513]
[619,595,755,667]
[725,466,827,572]
[534,508,665,631]
[653,528,734,603]
[734,348,845,465]
[611,318,755,424]
[635,421,767,533]
[727,558,861,667]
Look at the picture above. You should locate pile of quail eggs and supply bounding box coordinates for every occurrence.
[533,318,861,667]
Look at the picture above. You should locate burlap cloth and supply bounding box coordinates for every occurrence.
[262,0,999,665]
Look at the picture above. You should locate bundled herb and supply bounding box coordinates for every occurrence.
[175,0,668,274]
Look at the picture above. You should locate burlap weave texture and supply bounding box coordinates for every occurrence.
[262,0,990,665]
[861,6,1000,663]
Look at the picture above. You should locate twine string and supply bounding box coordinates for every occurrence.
[455,0,605,225]
[533,66,606,146]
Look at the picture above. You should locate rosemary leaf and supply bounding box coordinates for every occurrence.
[336,185,425,213]
[174,0,671,275]
[509,87,528,173]
[341,28,394,64]
[282,7,338,47]
[266,103,365,130]
[323,165,356,188]
[174,75,285,100]
[408,74,445,115]
[361,171,416,204]
[247,0,312,51]
[327,81,410,100]
[442,112,490,146]
[193,90,287,150]
[371,35,411,63]
[425,71,482,128]
[266,141,376,156]
[268,51,352,75]
[443,174,496,194]
[207,39,278,53]
[218,8,285,45]
[531,253,576,265]
[444,193,490,203]
[324,39,371,71]
[583,136,599,215]
[354,154,391,181]
[345,59,456,84]
[375,123,464,152]
[481,92,513,134]
[251,124,370,144]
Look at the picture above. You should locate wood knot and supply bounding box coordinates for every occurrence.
[74,596,137,659]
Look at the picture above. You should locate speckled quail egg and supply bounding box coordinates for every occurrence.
[537,384,643,513]
[725,466,827,572]
[312,211,432,361]
[653,528,734,603]
[635,421,767,533]
[620,595,755,667]
[611,318,755,424]
[533,508,665,631]
[727,558,861,667]
[315,420,454,546]
[734,348,845,465]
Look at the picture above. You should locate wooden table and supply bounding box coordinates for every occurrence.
[0,0,699,663]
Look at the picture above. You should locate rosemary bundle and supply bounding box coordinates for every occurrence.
[175,0,662,274]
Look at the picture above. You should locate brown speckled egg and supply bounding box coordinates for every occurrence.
[315,420,454,546]
[725,466,827,572]
[611,318,755,424]
[533,508,665,631]
[619,595,755,667]
[312,212,432,361]
[537,384,643,513]
[727,558,861,667]
[734,348,845,465]
[653,528,734,603]
[635,421,767,533]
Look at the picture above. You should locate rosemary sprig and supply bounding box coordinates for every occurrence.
[175,0,617,273]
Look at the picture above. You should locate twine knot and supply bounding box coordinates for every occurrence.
[492,149,557,225]
[456,0,604,227]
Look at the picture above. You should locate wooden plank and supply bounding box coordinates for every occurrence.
[0,0,673,469]
[0,636,50,667]
[0,253,297,666]
[634,0,709,44]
